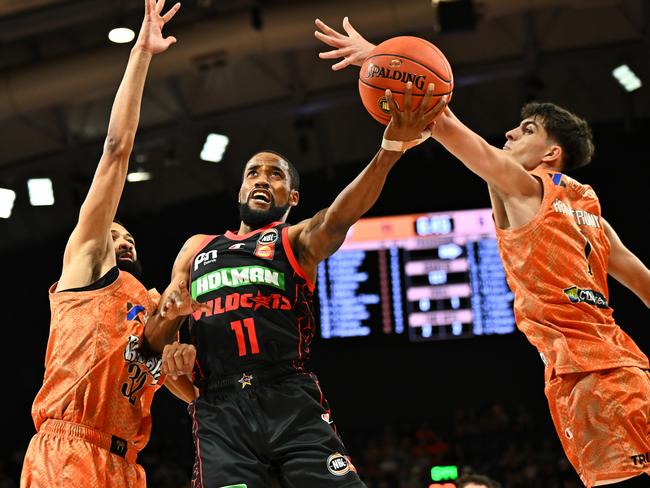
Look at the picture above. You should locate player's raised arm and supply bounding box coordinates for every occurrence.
[314,17,375,71]
[59,0,180,289]
[289,83,445,281]
[602,218,650,308]
[430,107,542,198]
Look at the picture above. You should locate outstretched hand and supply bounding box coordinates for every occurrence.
[159,280,211,320]
[314,17,375,71]
[135,0,181,55]
[384,82,448,143]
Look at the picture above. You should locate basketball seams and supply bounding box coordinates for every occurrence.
[358,79,452,97]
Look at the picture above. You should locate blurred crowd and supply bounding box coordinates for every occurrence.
[4,401,586,488]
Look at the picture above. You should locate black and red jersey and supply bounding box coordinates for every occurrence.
[188,222,316,388]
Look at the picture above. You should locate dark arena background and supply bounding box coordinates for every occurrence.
[2,1,649,487]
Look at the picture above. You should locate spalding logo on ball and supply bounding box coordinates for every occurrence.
[359,36,454,125]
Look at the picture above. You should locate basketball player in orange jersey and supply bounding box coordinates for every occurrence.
[20,2,199,487]
[314,18,650,488]
[144,86,445,486]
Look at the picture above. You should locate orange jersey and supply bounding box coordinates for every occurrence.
[495,168,648,375]
[31,270,161,453]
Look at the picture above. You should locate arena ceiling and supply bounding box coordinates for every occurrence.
[0,0,648,248]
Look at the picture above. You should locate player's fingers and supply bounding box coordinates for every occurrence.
[315,18,344,38]
[403,81,413,113]
[318,47,351,59]
[145,0,154,15]
[172,348,185,373]
[314,31,344,48]
[385,89,400,125]
[177,287,189,306]
[160,300,170,317]
[182,347,195,373]
[418,83,435,115]
[162,3,180,23]
[342,17,360,37]
[424,94,449,119]
[422,96,449,127]
[332,59,352,71]
[161,348,173,375]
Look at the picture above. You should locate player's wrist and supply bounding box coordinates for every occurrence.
[381,128,431,153]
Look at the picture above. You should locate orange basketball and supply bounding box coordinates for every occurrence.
[359,36,453,125]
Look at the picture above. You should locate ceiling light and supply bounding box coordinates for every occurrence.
[27,178,55,206]
[0,188,16,219]
[200,133,229,163]
[109,27,135,44]
[127,170,152,183]
[612,64,642,92]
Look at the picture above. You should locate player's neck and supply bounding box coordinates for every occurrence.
[237,222,254,235]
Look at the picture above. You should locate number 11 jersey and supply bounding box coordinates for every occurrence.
[188,222,316,388]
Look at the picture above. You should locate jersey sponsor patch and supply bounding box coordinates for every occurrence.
[194,250,218,271]
[562,285,608,308]
[191,265,286,299]
[254,243,275,259]
[326,453,351,476]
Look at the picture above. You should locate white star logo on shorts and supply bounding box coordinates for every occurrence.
[238,373,253,389]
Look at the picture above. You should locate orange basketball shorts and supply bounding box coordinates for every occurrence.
[20,419,145,488]
[545,367,650,487]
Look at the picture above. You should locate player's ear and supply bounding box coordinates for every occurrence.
[543,144,563,170]
[289,189,299,207]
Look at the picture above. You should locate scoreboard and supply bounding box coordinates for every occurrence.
[316,209,515,341]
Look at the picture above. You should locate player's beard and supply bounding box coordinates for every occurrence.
[116,254,143,280]
[239,199,289,230]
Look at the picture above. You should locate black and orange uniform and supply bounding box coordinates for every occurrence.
[496,168,650,487]
[188,222,363,488]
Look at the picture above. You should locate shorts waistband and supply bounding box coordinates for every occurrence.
[40,419,138,464]
[203,362,306,396]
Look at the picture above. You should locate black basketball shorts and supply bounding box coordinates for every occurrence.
[188,370,365,488]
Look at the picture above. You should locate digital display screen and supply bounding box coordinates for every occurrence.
[316,209,515,341]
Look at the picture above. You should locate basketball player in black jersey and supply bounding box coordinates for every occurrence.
[145,83,446,487]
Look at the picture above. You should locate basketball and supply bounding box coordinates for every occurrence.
[358,36,453,125]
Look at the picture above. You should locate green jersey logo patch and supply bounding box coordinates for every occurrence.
[192,266,285,299]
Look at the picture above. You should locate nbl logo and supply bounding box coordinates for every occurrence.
[258,229,278,245]
[326,453,351,476]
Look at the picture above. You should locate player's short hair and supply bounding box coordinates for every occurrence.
[456,474,502,488]
[521,102,595,172]
[245,150,300,191]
